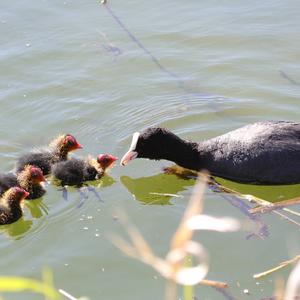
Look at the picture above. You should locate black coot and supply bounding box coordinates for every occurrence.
[16,134,82,175]
[0,165,45,199]
[52,154,117,186]
[121,121,300,184]
[0,187,29,225]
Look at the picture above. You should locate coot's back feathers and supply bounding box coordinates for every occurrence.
[52,158,98,186]
[16,152,53,175]
[0,187,28,225]
[0,165,46,199]
[16,134,82,175]
[0,173,18,196]
[52,154,117,186]
[121,121,300,184]
[17,165,46,199]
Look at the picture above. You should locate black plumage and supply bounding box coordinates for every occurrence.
[16,134,82,175]
[121,121,300,184]
[52,154,117,186]
[0,187,28,225]
[0,172,17,196]
[0,165,46,199]
[52,158,98,186]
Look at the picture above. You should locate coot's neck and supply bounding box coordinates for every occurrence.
[156,136,201,170]
[53,148,69,161]
[9,201,23,219]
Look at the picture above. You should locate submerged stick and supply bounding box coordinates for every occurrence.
[102,2,182,83]
[279,70,300,86]
[250,196,300,215]
[253,255,300,279]
[200,279,228,289]
[59,289,78,300]
[149,192,183,198]
[214,287,238,300]
[214,182,300,229]
[100,0,213,102]
[210,182,269,239]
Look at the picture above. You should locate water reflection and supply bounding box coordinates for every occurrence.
[121,173,195,205]
[0,198,48,239]
[163,164,300,203]
[52,175,116,206]
[121,170,270,239]
[26,198,49,219]
[0,218,33,239]
[216,177,300,203]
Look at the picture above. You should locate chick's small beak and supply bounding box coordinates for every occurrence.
[23,191,30,199]
[120,151,138,166]
[75,142,83,149]
[107,155,118,169]
[70,142,82,151]
[39,174,46,182]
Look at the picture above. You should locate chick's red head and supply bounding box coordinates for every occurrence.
[11,187,30,201]
[29,166,46,183]
[97,154,118,171]
[64,134,82,152]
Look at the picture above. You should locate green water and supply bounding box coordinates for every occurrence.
[0,0,300,299]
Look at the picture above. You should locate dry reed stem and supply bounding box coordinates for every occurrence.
[274,278,285,300]
[253,255,300,279]
[165,280,177,300]
[170,172,208,250]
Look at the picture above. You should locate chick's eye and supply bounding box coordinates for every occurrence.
[66,136,75,146]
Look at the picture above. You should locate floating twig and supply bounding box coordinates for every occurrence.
[253,255,300,279]
[250,196,300,215]
[209,182,269,239]
[214,287,238,300]
[59,289,78,300]
[279,70,300,86]
[149,192,183,198]
[200,279,228,289]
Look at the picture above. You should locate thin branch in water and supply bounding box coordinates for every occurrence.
[200,279,228,289]
[100,0,213,101]
[149,192,184,198]
[272,210,300,228]
[253,254,300,279]
[250,196,300,215]
[279,70,300,86]
[214,287,238,300]
[59,289,78,300]
[211,183,269,239]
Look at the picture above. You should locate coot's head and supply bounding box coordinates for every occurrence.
[62,134,83,152]
[25,165,46,183]
[121,127,175,165]
[51,134,82,155]
[97,154,118,171]
[4,187,29,206]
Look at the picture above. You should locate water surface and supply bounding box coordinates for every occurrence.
[0,0,300,299]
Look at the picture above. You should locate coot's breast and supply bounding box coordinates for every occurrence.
[200,121,300,184]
